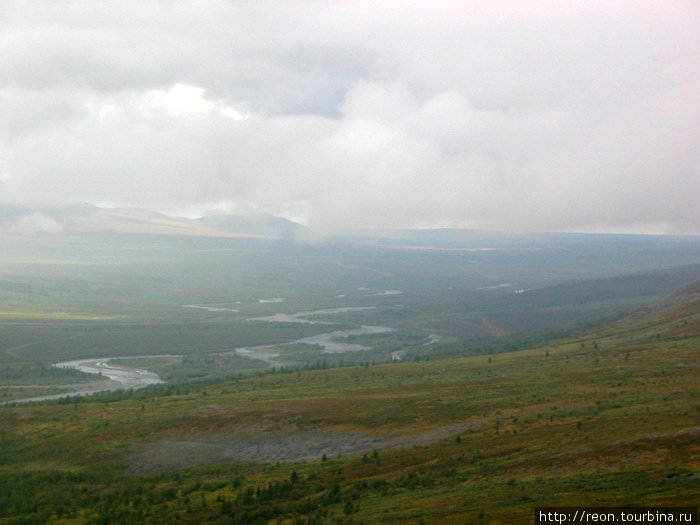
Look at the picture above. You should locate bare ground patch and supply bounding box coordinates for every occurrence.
[126,421,484,473]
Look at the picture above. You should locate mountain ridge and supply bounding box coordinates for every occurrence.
[0,203,300,239]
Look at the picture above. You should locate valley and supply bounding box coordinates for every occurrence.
[1,227,699,524]
[3,4,697,523]
[1,282,698,523]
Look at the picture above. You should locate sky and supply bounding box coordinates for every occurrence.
[0,1,699,234]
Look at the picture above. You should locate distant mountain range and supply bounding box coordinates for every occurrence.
[0,203,303,239]
[195,213,301,238]
[3,203,700,261]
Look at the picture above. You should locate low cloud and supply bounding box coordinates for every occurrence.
[0,1,698,234]
[0,212,64,234]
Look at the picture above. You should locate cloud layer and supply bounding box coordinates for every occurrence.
[1,1,698,233]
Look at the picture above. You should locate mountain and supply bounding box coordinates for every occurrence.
[195,212,302,238]
[0,203,301,239]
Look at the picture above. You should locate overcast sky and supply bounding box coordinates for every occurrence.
[1,1,698,234]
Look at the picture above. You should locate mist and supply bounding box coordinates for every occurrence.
[1,1,698,234]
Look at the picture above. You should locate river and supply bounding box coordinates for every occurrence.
[7,307,395,403]
[2,357,163,404]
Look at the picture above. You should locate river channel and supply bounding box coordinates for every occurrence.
[8,307,394,403]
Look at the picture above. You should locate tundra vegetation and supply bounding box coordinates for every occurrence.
[1,229,699,523]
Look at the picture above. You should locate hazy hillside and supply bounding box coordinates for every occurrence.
[0,204,297,239]
[1,279,698,523]
[605,277,700,339]
[196,213,302,238]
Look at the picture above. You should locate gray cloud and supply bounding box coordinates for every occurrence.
[0,0,698,234]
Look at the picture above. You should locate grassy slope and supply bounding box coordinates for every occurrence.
[1,288,699,524]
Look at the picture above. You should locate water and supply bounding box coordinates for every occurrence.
[247,306,393,353]
[295,325,394,353]
[55,358,164,388]
[363,290,403,297]
[8,305,394,403]
[4,357,163,404]
[182,304,240,312]
[248,306,376,324]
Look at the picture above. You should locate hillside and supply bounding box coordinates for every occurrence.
[195,213,302,238]
[1,284,698,523]
[610,280,700,338]
[0,204,300,239]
